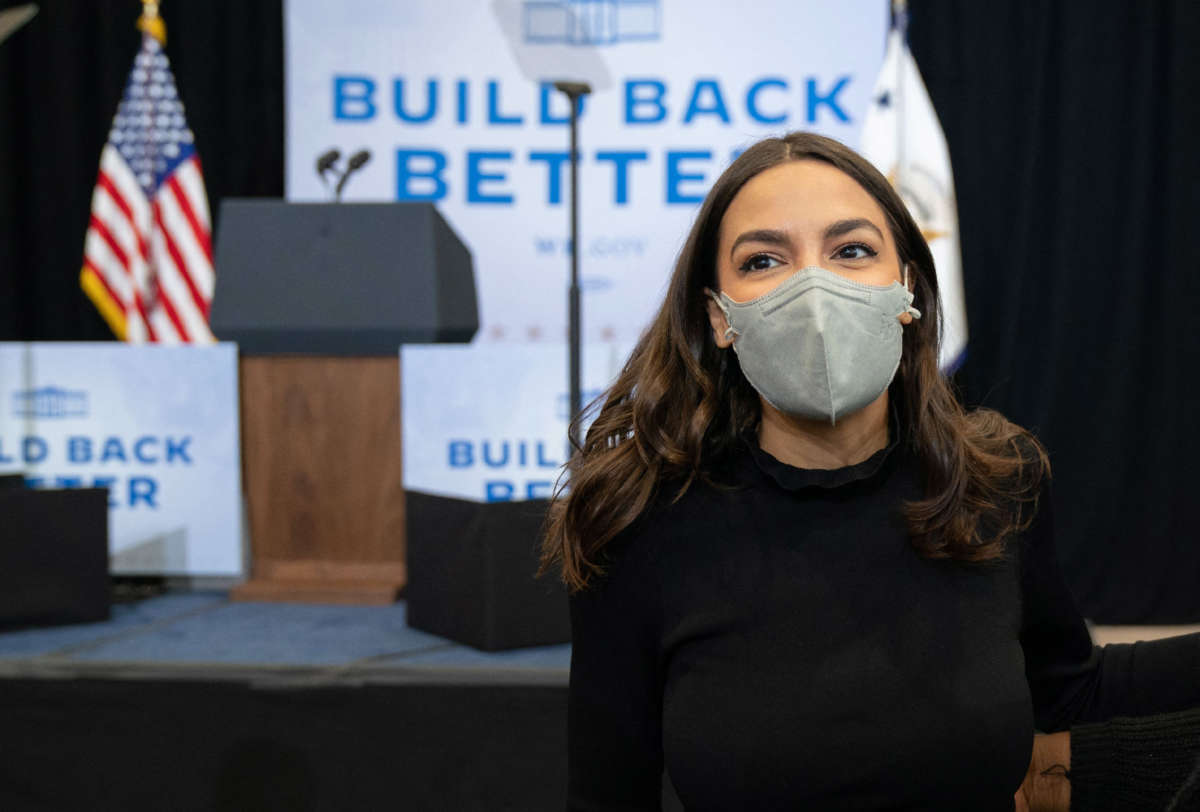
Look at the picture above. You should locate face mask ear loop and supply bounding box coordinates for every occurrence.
[704,287,739,343]
[902,264,922,321]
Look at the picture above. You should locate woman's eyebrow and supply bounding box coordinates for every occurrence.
[729,229,790,259]
[729,220,884,259]
[824,218,884,241]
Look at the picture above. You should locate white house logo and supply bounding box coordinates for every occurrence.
[12,387,89,419]
[523,0,660,45]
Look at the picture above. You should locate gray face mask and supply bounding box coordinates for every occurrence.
[708,265,921,425]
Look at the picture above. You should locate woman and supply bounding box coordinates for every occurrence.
[540,131,1200,810]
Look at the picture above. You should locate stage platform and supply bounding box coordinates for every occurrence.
[2,592,1193,812]
[0,591,571,682]
[0,591,587,812]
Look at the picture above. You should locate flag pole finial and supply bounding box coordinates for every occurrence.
[137,0,166,46]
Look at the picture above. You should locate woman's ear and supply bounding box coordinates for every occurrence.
[704,289,734,349]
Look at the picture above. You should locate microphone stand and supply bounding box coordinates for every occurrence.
[553,81,591,453]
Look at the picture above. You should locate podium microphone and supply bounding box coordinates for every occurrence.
[315,148,340,193]
[316,148,340,176]
[335,149,371,201]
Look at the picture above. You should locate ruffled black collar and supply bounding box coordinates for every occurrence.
[741,406,903,491]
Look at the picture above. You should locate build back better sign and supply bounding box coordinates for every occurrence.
[0,343,242,576]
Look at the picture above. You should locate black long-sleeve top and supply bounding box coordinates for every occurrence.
[567,426,1200,811]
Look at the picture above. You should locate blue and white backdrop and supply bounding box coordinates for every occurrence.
[285,0,887,500]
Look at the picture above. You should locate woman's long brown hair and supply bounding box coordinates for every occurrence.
[539,131,1049,593]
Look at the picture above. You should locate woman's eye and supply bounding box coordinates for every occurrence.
[833,243,878,261]
[738,253,782,272]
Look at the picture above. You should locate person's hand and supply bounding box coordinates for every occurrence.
[1014,732,1071,811]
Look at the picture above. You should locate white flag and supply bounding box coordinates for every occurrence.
[859,13,966,373]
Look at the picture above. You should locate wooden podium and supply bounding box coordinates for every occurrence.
[210,201,477,605]
[233,356,406,604]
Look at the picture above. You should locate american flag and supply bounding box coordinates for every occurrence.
[80,32,214,344]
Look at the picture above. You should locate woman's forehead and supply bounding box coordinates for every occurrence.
[719,160,889,241]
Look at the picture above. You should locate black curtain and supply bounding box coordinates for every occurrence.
[1,1,1197,622]
[910,0,1200,622]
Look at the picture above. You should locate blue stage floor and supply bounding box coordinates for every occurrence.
[0,592,572,681]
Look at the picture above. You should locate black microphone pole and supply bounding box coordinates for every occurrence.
[553,81,591,453]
